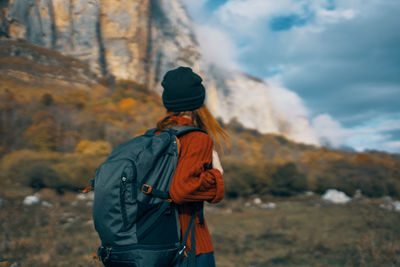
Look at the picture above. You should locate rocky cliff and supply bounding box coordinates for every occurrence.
[0,0,320,145]
[0,0,200,89]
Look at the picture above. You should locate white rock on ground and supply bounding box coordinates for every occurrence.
[223,208,232,214]
[23,195,40,205]
[322,189,351,204]
[253,198,262,205]
[76,193,87,200]
[379,201,400,212]
[261,202,276,209]
[392,201,400,212]
[77,191,94,201]
[381,196,392,202]
[41,201,53,207]
[379,203,393,211]
[354,189,363,199]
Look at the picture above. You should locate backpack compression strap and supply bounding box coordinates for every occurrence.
[172,211,197,266]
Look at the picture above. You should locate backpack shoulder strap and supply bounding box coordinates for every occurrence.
[168,125,207,136]
[143,126,208,165]
[144,128,159,136]
[168,126,207,157]
[144,126,206,137]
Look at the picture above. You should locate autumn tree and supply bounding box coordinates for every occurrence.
[23,111,59,151]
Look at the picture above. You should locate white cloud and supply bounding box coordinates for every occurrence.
[183,0,207,10]
[216,0,300,23]
[182,0,208,21]
[316,8,357,23]
[214,0,358,33]
[380,141,400,153]
[311,113,352,147]
[266,76,309,118]
[193,24,239,70]
[312,113,400,153]
[373,119,400,132]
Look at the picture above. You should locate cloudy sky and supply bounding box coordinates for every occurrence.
[183,0,400,153]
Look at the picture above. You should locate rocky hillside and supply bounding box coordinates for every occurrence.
[0,39,98,90]
[0,38,399,200]
[0,0,319,145]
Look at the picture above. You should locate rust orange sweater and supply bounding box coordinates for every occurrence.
[155,115,224,255]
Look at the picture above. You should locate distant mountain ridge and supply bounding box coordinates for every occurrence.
[0,0,320,146]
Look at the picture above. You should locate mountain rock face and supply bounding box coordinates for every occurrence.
[0,0,320,145]
[0,0,200,90]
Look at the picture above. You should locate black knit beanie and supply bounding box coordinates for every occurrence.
[161,66,205,111]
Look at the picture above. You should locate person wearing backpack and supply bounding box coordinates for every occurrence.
[91,66,229,267]
[156,66,230,266]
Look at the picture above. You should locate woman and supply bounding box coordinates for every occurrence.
[156,66,230,266]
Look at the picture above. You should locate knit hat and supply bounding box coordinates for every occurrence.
[161,66,205,111]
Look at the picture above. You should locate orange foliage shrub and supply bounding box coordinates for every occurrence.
[119,97,137,111]
[355,153,373,165]
[75,140,111,155]
[23,112,58,151]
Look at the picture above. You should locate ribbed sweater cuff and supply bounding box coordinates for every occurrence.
[209,169,224,204]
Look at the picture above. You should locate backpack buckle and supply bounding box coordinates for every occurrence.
[142,184,152,194]
[178,245,187,258]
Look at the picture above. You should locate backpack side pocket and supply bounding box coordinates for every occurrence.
[120,163,137,230]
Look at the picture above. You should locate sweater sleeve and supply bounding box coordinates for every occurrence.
[169,131,225,205]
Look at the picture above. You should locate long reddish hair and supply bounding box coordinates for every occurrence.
[156,105,231,153]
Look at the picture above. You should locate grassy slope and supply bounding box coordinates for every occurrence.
[210,197,400,267]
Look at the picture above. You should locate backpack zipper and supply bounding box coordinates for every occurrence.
[120,176,129,229]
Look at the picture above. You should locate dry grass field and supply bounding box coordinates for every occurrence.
[1,188,399,267]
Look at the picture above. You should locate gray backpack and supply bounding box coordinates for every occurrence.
[92,126,206,266]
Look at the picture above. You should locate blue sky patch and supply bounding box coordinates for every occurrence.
[205,0,228,11]
[269,14,308,31]
[325,0,336,11]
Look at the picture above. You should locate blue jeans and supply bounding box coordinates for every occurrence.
[174,252,216,267]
